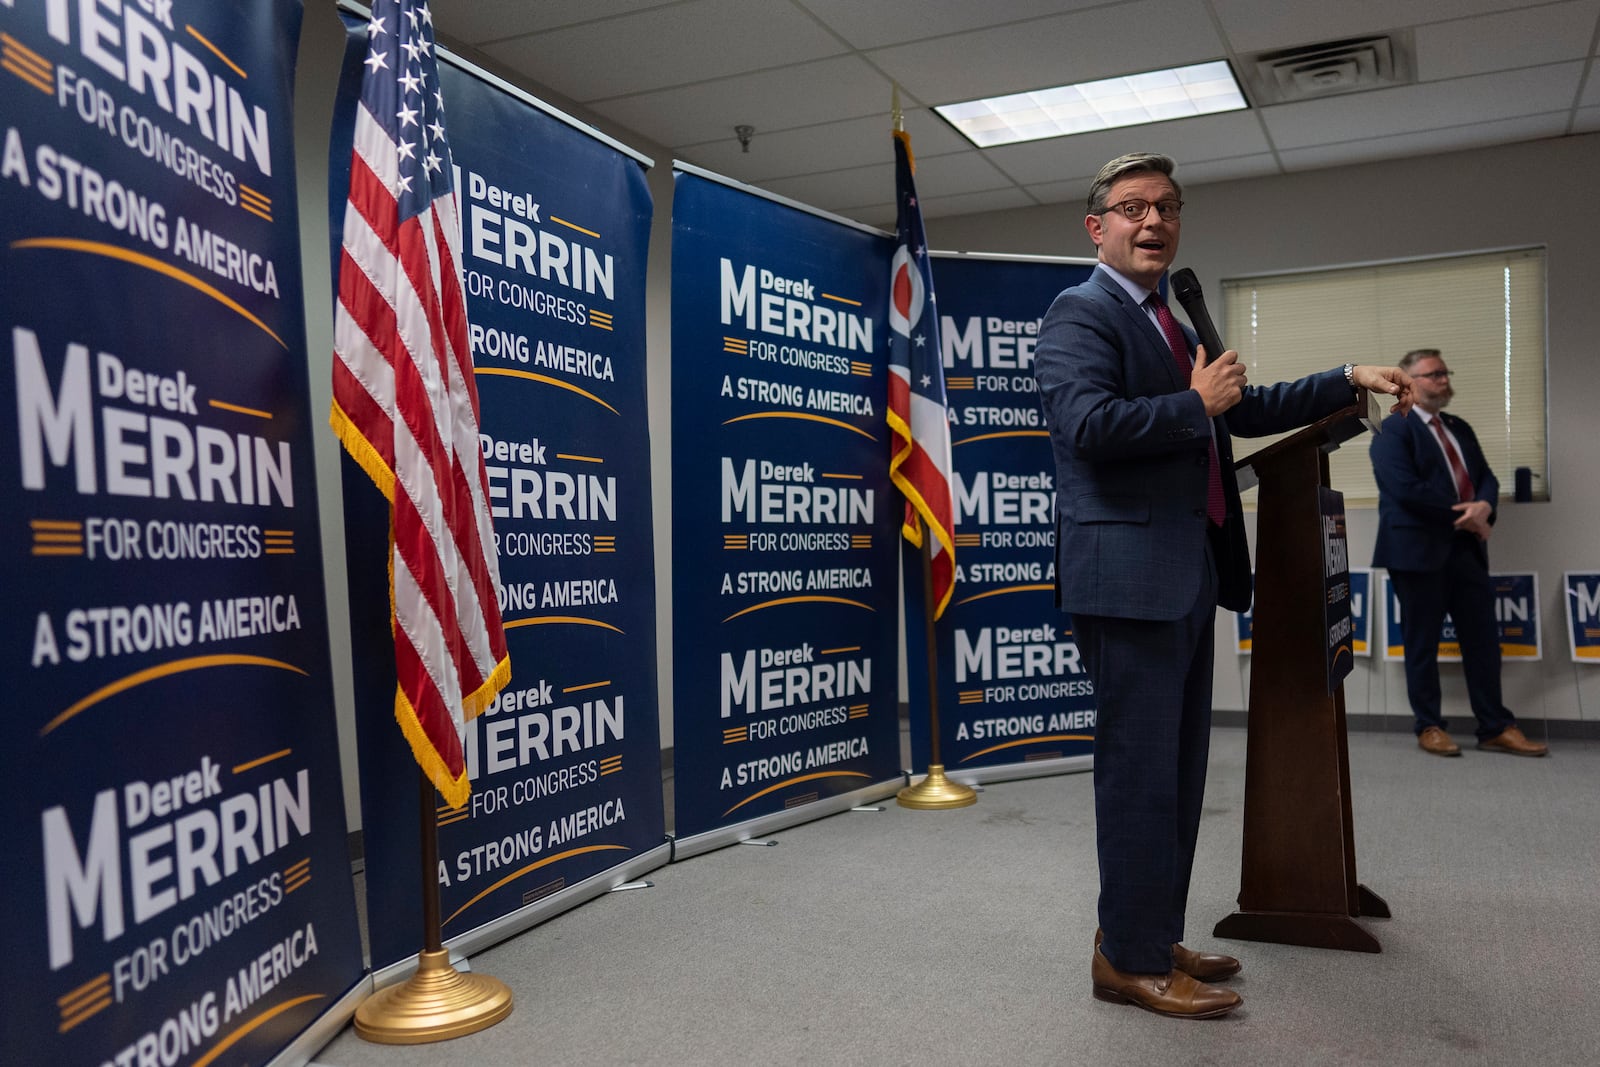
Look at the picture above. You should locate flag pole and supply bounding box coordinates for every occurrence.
[339,0,516,1042]
[889,87,972,809]
[897,530,977,808]
[355,771,514,1042]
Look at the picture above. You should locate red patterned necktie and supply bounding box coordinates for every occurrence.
[1149,295,1227,526]
[1429,417,1475,502]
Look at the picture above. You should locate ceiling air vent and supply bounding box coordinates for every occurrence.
[1242,32,1414,105]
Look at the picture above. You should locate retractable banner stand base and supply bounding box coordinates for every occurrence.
[368,845,672,988]
[671,779,903,861]
[907,754,1094,791]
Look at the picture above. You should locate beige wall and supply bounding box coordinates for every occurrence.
[929,134,1600,722]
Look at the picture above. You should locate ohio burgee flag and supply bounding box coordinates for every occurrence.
[886,127,956,617]
[331,0,510,807]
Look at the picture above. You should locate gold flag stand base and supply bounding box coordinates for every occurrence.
[897,764,977,809]
[354,949,513,1044]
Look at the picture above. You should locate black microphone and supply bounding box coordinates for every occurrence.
[1168,268,1226,364]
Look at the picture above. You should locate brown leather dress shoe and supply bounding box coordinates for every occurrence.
[1418,726,1461,756]
[1172,942,1242,982]
[1091,945,1242,1019]
[1095,928,1241,982]
[1477,725,1548,757]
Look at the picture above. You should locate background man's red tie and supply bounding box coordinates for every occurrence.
[1430,417,1476,502]
[1150,295,1227,526]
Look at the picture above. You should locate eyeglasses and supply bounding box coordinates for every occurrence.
[1412,369,1453,381]
[1100,197,1183,222]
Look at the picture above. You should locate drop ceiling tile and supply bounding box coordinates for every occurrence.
[909,151,1017,198]
[762,164,898,213]
[797,0,1103,50]
[590,56,892,149]
[848,206,899,231]
[1573,106,1600,132]
[1414,0,1599,81]
[917,187,1039,220]
[1022,152,1282,210]
[1018,175,1103,207]
[867,0,1224,105]
[1585,66,1600,106]
[1261,62,1583,148]
[1209,0,1548,56]
[1277,111,1570,170]
[674,110,968,184]
[981,111,1273,186]
[431,0,678,45]
[1167,153,1285,187]
[480,0,847,102]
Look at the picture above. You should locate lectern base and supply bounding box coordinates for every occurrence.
[1214,905,1383,953]
[1356,883,1391,919]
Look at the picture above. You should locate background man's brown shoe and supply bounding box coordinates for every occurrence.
[1418,726,1461,756]
[1091,946,1241,1019]
[1478,725,1548,756]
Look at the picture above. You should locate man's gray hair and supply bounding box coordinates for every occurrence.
[1399,348,1441,371]
[1086,153,1181,214]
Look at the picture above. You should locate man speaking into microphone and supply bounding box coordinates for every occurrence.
[1031,152,1413,1019]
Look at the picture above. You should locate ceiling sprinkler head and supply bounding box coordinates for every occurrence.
[735,125,755,153]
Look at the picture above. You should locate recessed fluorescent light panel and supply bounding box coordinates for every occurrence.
[935,61,1248,148]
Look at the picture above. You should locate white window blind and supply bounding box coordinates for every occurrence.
[1220,247,1547,506]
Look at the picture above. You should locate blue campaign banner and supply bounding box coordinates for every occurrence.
[1494,572,1540,660]
[1381,571,1539,661]
[905,254,1098,778]
[1383,573,1459,661]
[1565,572,1600,663]
[670,169,903,847]
[333,21,666,970]
[1238,572,1367,657]
[1234,573,1368,655]
[0,2,365,1064]
[1350,569,1372,656]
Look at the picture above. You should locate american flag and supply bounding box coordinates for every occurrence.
[886,127,956,618]
[331,0,509,808]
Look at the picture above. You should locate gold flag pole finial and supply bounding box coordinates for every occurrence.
[891,84,905,133]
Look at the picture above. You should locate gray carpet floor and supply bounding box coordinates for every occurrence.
[314,727,1600,1066]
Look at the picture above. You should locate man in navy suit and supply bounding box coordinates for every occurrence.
[1033,153,1413,1019]
[1370,348,1547,758]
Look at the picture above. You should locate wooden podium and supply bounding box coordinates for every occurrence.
[1213,391,1390,952]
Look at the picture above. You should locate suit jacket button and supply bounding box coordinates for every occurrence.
[1193,508,1205,517]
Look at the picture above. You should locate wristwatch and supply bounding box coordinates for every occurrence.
[1342,363,1356,388]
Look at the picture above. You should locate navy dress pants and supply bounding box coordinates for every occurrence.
[1388,533,1515,741]
[1071,544,1217,976]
